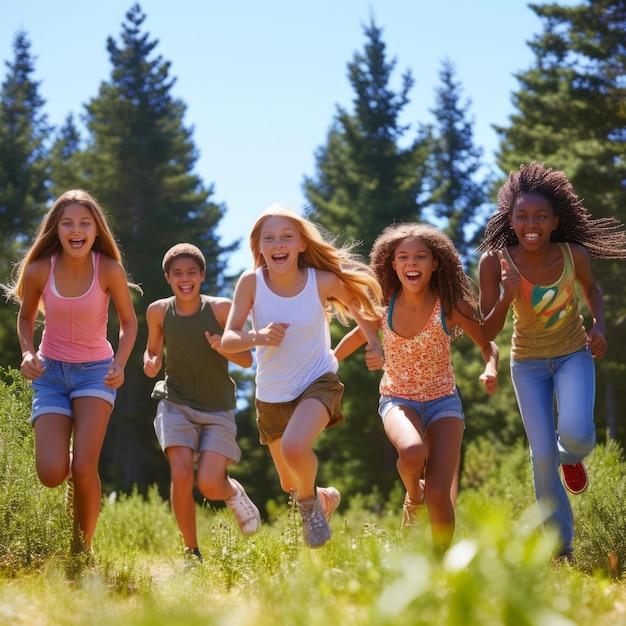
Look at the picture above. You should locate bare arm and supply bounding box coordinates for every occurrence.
[104,258,139,388]
[143,300,167,378]
[17,261,48,380]
[478,251,518,341]
[572,244,607,358]
[207,297,253,368]
[333,326,367,362]
[450,301,499,395]
[317,270,383,362]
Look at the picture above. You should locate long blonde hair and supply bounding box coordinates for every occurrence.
[249,203,382,323]
[6,189,137,303]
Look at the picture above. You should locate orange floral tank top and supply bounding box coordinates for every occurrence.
[379,294,456,402]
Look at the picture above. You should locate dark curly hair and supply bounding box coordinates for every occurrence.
[370,222,479,324]
[478,161,626,258]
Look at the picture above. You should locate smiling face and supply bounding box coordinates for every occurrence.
[391,237,438,292]
[56,202,98,257]
[510,193,559,250]
[258,215,306,271]
[165,256,205,301]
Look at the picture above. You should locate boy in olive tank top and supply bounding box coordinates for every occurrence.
[143,243,260,564]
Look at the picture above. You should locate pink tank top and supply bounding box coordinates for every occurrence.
[39,252,114,363]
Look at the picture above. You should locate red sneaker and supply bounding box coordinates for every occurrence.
[561,462,588,494]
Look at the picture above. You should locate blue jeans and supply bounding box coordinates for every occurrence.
[511,346,596,554]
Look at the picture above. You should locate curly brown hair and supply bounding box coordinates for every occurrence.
[370,222,479,322]
[478,161,626,257]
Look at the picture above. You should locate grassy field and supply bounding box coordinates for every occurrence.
[2,368,626,625]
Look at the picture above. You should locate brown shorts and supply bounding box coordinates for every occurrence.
[255,372,345,444]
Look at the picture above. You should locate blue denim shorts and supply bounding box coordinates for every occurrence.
[378,388,465,431]
[30,356,116,423]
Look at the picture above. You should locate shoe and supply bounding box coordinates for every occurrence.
[317,486,341,521]
[65,478,74,518]
[297,495,331,548]
[226,478,261,536]
[184,547,203,566]
[562,462,588,494]
[401,491,424,530]
[552,550,575,566]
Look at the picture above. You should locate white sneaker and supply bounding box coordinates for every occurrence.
[317,486,341,521]
[226,478,261,536]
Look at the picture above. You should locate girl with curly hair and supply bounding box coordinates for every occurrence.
[478,161,626,561]
[222,203,382,548]
[335,222,498,551]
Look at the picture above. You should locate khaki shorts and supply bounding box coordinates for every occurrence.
[154,399,241,463]
[255,372,345,444]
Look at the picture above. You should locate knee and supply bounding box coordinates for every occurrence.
[36,466,66,488]
[196,473,224,500]
[561,428,596,457]
[397,443,426,474]
[281,437,308,467]
[170,461,195,490]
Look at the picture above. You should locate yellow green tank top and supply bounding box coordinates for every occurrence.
[500,243,588,360]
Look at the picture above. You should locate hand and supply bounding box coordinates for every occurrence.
[256,322,289,346]
[143,355,161,378]
[104,362,125,389]
[205,331,224,353]
[479,371,498,395]
[587,327,607,359]
[20,351,45,380]
[500,258,521,300]
[364,342,384,371]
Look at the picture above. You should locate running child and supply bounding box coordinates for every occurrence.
[478,161,626,561]
[6,189,138,556]
[335,222,498,551]
[143,243,260,564]
[221,203,382,548]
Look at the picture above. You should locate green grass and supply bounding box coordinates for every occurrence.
[2,366,626,625]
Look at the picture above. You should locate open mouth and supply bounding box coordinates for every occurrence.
[405,270,421,282]
[179,285,194,294]
[69,238,86,248]
[272,253,288,263]
[524,233,540,242]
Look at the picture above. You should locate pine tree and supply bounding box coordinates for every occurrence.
[421,59,489,262]
[0,30,51,367]
[304,19,428,254]
[495,0,626,443]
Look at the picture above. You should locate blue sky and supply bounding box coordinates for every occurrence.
[1,0,577,273]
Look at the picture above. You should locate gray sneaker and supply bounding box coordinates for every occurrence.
[225,478,261,536]
[297,494,331,548]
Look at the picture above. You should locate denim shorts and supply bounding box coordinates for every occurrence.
[378,388,465,431]
[154,399,241,463]
[30,356,116,423]
[255,372,345,444]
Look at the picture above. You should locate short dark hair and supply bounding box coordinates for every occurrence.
[162,243,206,274]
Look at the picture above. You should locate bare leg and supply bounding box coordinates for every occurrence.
[383,404,426,504]
[71,397,112,551]
[33,413,73,487]
[196,450,235,501]
[423,417,464,551]
[274,398,329,502]
[166,446,199,550]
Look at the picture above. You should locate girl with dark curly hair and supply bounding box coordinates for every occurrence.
[478,161,626,562]
[336,222,498,551]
